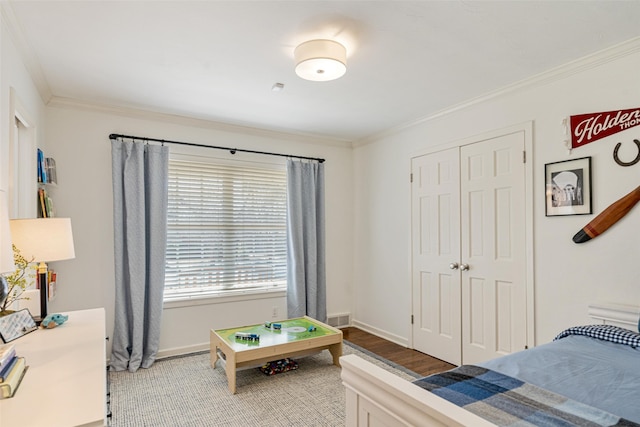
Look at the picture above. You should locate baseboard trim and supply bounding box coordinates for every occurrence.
[350,319,409,348]
[123,320,414,362]
[157,343,210,360]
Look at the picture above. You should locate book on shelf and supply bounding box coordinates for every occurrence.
[46,194,55,217]
[45,157,57,184]
[38,188,47,218]
[37,187,54,218]
[48,270,57,301]
[37,150,57,184]
[37,148,45,183]
[37,148,48,183]
[0,356,27,399]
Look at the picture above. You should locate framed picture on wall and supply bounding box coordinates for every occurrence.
[545,156,592,216]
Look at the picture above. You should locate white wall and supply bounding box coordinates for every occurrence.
[42,105,353,356]
[352,39,640,346]
[0,14,47,317]
[0,16,46,208]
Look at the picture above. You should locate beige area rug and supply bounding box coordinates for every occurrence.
[108,341,419,427]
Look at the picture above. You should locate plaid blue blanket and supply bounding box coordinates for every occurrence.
[413,365,639,426]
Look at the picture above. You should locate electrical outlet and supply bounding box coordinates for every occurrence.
[272,306,278,318]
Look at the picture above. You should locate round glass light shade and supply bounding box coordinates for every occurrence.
[294,39,347,82]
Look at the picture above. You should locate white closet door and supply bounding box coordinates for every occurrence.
[460,131,527,365]
[411,147,462,365]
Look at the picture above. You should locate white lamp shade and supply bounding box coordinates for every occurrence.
[0,191,15,274]
[294,39,347,82]
[10,218,75,263]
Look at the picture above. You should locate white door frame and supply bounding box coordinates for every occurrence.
[409,121,535,352]
[9,87,38,218]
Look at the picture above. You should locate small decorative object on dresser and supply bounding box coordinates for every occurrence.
[0,309,37,343]
[40,313,68,329]
[0,245,35,316]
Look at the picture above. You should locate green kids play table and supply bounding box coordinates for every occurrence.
[210,316,342,393]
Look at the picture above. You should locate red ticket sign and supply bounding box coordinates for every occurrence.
[570,108,640,149]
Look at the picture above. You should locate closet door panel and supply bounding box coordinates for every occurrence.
[411,147,461,365]
[460,131,527,365]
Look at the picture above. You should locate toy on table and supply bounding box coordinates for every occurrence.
[41,313,68,329]
[265,321,282,331]
[307,325,316,332]
[234,332,260,341]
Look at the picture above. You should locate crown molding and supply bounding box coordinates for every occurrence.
[47,96,353,148]
[354,36,640,148]
[0,1,52,104]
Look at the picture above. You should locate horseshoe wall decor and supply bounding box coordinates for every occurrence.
[613,139,640,166]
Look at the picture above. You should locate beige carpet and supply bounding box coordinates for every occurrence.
[108,341,419,427]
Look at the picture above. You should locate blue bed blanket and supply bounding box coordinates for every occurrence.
[414,325,640,426]
[413,365,639,426]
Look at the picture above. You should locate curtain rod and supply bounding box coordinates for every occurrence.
[109,133,325,163]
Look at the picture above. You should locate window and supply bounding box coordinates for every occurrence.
[164,156,287,302]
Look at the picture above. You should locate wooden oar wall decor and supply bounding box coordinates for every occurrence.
[573,185,640,243]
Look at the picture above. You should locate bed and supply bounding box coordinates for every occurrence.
[340,303,640,426]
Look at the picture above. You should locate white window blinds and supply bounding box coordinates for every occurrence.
[164,157,287,301]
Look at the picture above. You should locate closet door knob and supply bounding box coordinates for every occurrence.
[449,262,459,270]
[460,263,470,271]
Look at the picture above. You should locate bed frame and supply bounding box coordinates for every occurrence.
[341,303,640,427]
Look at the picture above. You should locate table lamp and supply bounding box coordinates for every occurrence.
[9,218,75,322]
[0,191,16,308]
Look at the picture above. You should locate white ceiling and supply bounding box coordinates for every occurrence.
[5,1,640,142]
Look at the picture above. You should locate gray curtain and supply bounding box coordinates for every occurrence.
[286,159,326,322]
[110,140,169,372]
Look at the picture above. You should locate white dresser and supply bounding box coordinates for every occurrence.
[0,308,107,427]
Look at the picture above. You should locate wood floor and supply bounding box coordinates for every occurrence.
[341,327,455,377]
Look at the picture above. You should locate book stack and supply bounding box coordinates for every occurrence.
[0,343,27,399]
[36,149,57,218]
[37,149,57,185]
[37,187,55,218]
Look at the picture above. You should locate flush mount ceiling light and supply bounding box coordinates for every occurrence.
[294,39,347,82]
